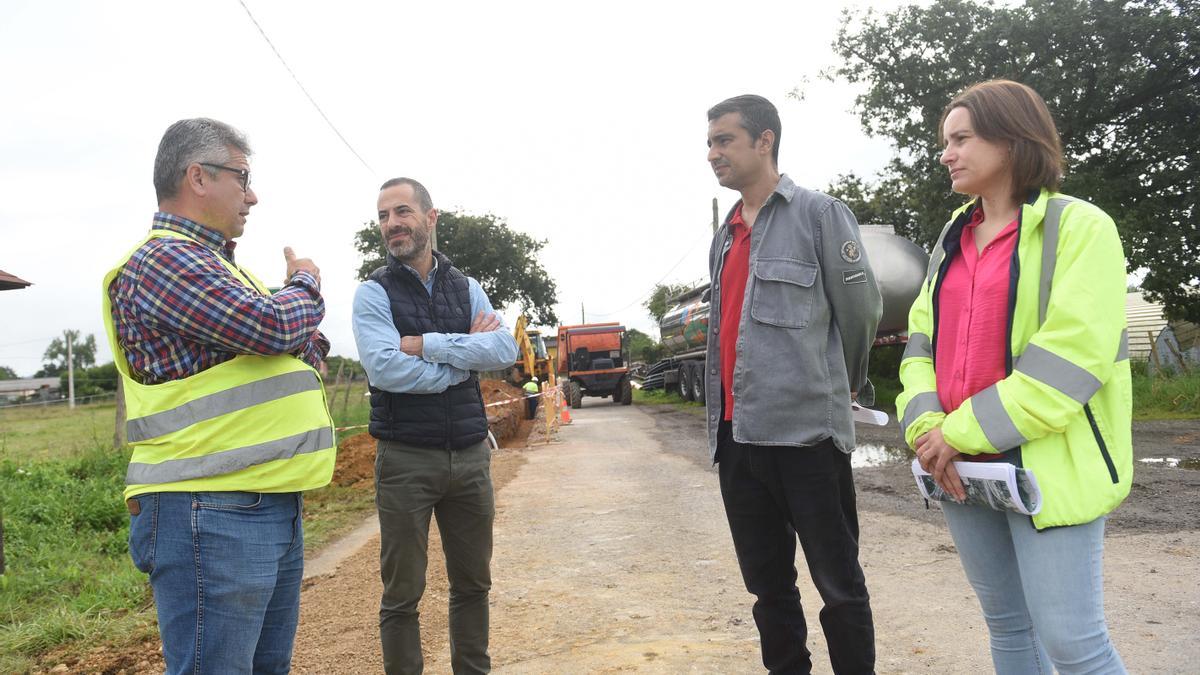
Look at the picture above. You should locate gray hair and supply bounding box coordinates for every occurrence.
[153,118,252,201]
[379,177,433,212]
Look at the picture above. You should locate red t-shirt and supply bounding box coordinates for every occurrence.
[719,206,752,421]
[935,208,1019,457]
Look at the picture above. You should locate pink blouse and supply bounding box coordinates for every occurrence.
[935,208,1019,424]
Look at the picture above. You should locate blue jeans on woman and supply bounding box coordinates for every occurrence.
[941,502,1126,674]
[128,491,305,675]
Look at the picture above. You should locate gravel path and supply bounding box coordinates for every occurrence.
[289,401,1200,673]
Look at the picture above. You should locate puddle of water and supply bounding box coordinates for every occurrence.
[1139,457,1200,470]
[852,443,912,468]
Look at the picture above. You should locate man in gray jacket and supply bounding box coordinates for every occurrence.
[705,94,882,674]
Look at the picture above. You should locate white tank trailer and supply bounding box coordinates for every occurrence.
[641,225,929,402]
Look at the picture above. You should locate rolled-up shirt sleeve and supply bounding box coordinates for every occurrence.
[352,281,470,394]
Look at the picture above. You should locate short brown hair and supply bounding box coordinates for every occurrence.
[939,80,1063,201]
[379,177,433,212]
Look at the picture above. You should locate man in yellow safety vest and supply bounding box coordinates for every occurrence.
[103,118,336,675]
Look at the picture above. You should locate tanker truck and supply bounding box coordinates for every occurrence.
[638,225,929,403]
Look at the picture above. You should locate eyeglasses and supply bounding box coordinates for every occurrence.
[199,163,251,191]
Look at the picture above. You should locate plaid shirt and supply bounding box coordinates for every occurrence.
[110,212,329,384]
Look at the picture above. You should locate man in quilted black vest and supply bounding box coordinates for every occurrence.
[352,177,518,674]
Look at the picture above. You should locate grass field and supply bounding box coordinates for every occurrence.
[0,381,377,672]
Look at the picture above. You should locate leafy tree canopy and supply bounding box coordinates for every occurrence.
[354,211,559,325]
[324,355,365,379]
[0,365,17,380]
[61,361,118,397]
[38,330,96,377]
[643,283,695,325]
[625,328,665,364]
[828,0,1199,322]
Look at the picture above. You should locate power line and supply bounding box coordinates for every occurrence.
[0,337,56,348]
[236,0,375,175]
[589,235,706,318]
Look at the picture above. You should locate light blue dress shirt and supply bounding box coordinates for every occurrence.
[352,260,519,394]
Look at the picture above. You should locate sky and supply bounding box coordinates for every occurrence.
[0,0,914,377]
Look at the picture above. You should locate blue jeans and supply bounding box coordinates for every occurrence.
[128,491,305,675]
[941,503,1126,674]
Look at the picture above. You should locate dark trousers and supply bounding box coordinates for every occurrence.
[717,423,875,674]
[376,439,494,675]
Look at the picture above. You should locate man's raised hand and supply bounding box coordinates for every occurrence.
[284,247,320,286]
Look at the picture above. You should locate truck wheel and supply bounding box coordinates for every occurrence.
[679,364,695,401]
[691,362,706,404]
[569,381,583,409]
[620,377,633,405]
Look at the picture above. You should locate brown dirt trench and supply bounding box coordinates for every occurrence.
[291,401,1200,674]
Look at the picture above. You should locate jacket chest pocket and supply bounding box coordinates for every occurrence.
[750,258,818,329]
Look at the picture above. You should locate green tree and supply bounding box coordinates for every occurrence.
[625,328,665,364]
[324,355,365,379]
[643,283,694,324]
[61,361,119,397]
[0,365,17,380]
[829,0,1200,323]
[354,212,559,325]
[38,330,96,377]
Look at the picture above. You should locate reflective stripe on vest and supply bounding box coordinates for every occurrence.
[901,391,943,437]
[127,370,321,441]
[903,332,932,361]
[972,384,1028,451]
[126,426,333,484]
[1014,343,1102,405]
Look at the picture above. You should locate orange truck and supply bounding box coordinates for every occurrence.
[556,322,631,408]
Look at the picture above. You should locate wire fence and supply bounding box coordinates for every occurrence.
[0,392,118,410]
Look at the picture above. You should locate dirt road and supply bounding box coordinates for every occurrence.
[293,401,1199,673]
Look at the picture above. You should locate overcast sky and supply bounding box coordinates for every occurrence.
[0,0,913,377]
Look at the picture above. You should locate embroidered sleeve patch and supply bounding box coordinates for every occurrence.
[843,268,867,284]
[840,240,862,263]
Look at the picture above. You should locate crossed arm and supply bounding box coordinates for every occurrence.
[352,279,518,394]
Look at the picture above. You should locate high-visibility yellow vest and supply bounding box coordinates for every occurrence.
[895,190,1132,529]
[102,229,336,500]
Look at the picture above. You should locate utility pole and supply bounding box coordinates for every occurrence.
[712,197,719,233]
[580,302,585,324]
[67,331,75,409]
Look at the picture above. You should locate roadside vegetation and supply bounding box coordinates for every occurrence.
[0,380,376,673]
[632,386,704,414]
[1129,362,1200,420]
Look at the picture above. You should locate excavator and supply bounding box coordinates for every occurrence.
[513,315,553,382]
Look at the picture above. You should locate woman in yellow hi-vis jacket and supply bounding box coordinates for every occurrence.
[896,80,1130,674]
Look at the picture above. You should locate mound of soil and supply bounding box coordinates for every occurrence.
[481,378,525,445]
[330,378,534,488]
[332,432,377,488]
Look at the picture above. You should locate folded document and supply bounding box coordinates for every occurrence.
[851,402,888,426]
[911,459,1042,516]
